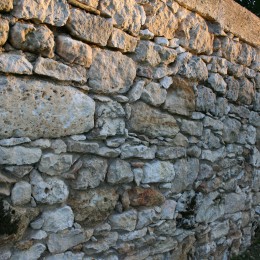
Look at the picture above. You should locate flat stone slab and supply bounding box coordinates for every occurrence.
[0,76,95,140]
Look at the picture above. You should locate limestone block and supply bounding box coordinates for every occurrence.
[120,144,156,159]
[238,78,255,105]
[161,200,177,220]
[0,0,13,11]
[89,49,136,94]
[128,101,180,138]
[66,8,113,46]
[11,181,31,206]
[108,28,138,52]
[218,37,241,63]
[10,22,55,58]
[0,53,32,75]
[13,0,69,26]
[208,73,227,94]
[156,146,186,160]
[68,188,119,226]
[108,210,137,231]
[225,76,239,101]
[0,76,95,139]
[0,18,9,46]
[196,86,216,113]
[181,119,203,137]
[142,160,175,183]
[163,76,195,116]
[0,146,42,165]
[0,137,31,147]
[56,35,92,68]
[34,57,87,83]
[99,0,144,36]
[176,10,213,54]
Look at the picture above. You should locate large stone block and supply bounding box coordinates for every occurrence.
[66,8,113,46]
[10,22,55,58]
[88,49,136,94]
[127,101,180,138]
[0,18,9,46]
[13,0,69,26]
[0,76,95,140]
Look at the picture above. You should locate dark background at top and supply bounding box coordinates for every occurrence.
[234,0,260,17]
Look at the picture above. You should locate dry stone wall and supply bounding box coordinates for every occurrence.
[0,0,259,259]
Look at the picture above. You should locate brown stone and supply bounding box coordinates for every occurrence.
[0,18,9,46]
[0,0,13,11]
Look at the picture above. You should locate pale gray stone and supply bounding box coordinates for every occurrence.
[89,49,136,94]
[0,146,41,165]
[127,80,145,103]
[30,230,47,240]
[254,92,260,112]
[156,146,186,160]
[50,139,67,154]
[44,251,84,260]
[224,192,247,214]
[210,221,229,240]
[0,137,31,147]
[38,153,73,176]
[208,73,227,94]
[107,159,133,184]
[0,53,32,75]
[48,228,93,254]
[139,29,154,40]
[238,78,255,105]
[225,76,239,101]
[222,117,241,143]
[66,8,113,46]
[142,160,175,184]
[96,147,120,158]
[10,22,54,58]
[251,147,260,167]
[133,168,143,186]
[109,210,137,231]
[11,181,31,206]
[160,76,173,89]
[203,116,224,131]
[0,18,9,46]
[128,101,180,138]
[72,155,107,189]
[66,140,99,154]
[161,200,177,220]
[136,208,159,229]
[141,82,167,107]
[201,147,226,162]
[181,120,203,137]
[0,76,95,139]
[154,37,169,46]
[29,139,51,148]
[56,35,92,68]
[31,171,69,205]
[5,165,33,178]
[196,86,216,113]
[118,227,147,242]
[121,144,156,159]
[30,218,44,230]
[11,243,46,260]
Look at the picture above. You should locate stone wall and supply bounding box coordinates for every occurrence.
[0,0,259,259]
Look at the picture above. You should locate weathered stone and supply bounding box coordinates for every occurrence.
[99,0,144,36]
[141,82,167,107]
[89,49,136,94]
[5,166,33,178]
[34,57,87,83]
[109,210,137,231]
[181,120,203,137]
[96,147,120,158]
[121,144,156,159]
[201,147,226,162]
[41,206,74,233]
[0,18,9,46]
[0,200,39,245]
[45,251,85,260]
[30,171,69,205]
[0,0,13,11]
[161,200,177,220]
[128,80,146,102]
[66,8,113,46]
[48,228,93,254]
[68,188,118,226]
[254,93,260,112]
[225,76,239,101]
[0,137,31,147]
[0,146,41,165]
[208,73,227,94]
[163,76,195,116]
[208,57,228,75]
[93,98,125,137]
[196,85,216,113]
[156,146,186,160]
[237,42,255,66]
[56,35,92,68]
[50,139,67,154]
[136,208,160,229]
[10,243,46,260]
[172,158,199,193]
[222,118,241,143]
[154,37,169,46]
[218,37,241,62]
[108,28,138,52]
[144,2,178,39]
[251,147,260,167]
[128,102,180,138]
[10,22,54,58]
[126,187,165,207]
[72,155,107,189]
[11,181,31,206]
[118,227,147,242]
[142,160,175,184]
[238,78,255,105]
[0,76,95,139]
[210,221,229,240]
[160,76,173,89]
[107,159,133,184]
[224,192,247,214]
[13,0,69,26]
[66,140,99,154]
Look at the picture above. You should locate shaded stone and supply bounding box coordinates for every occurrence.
[224,192,247,214]
[10,243,46,260]
[56,35,92,68]
[5,166,33,178]
[161,200,177,220]
[0,137,31,147]
[44,251,84,260]
[109,210,137,231]
[156,146,186,160]
[118,227,147,242]
[163,76,195,116]
[181,120,203,137]
[89,49,136,94]
[201,147,226,162]
[66,140,99,154]
[121,144,156,159]
[99,0,144,36]
[128,80,145,103]
[126,187,165,207]
[238,78,255,105]
[128,101,180,138]
[0,76,95,140]
[225,76,239,101]
[0,146,41,165]
[0,18,9,46]
[68,188,118,226]
[34,57,87,83]
[222,118,241,143]
[66,8,113,46]
[11,181,31,206]
[196,86,216,113]
[13,0,69,26]
[107,159,133,184]
[10,22,54,58]
[142,160,175,184]
[208,73,227,94]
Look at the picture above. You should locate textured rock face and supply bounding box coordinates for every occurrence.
[0,0,13,11]
[0,18,9,46]
[0,76,95,139]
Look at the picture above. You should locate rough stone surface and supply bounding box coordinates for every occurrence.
[11,181,31,206]
[10,243,46,260]
[109,210,137,231]
[0,18,9,46]
[0,76,95,139]
[0,0,13,11]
